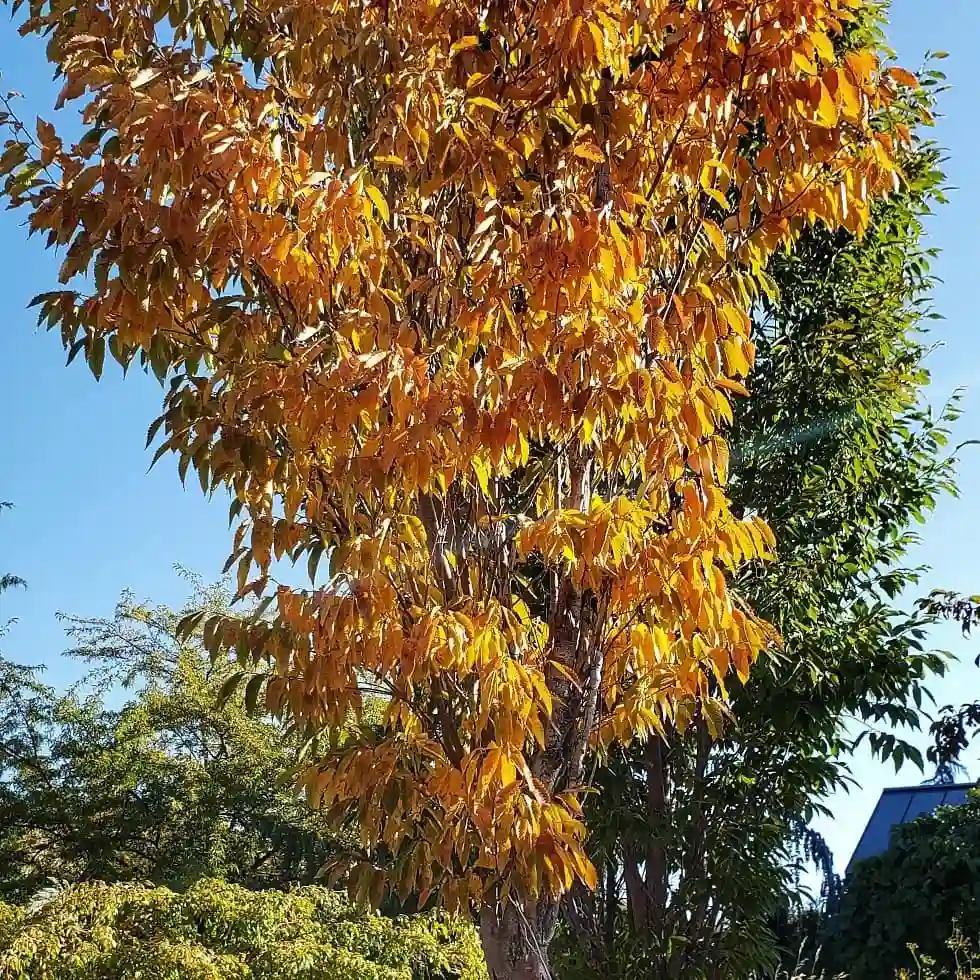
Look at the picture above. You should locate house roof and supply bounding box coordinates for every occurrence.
[847,782,974,872]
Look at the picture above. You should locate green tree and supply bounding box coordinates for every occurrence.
[830,790,980,980]
[0,877,487,980]
[0,578,354,901]
[915,590,980,778]
[0,498,39,889]
[556,53,958,980]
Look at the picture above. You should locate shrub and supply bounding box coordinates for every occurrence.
[0,878,487,980]
[828,790,980,980]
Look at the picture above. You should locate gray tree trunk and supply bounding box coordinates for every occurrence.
[479,899,558,980]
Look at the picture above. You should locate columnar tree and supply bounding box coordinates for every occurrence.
[1,0,914,973]
[557,54,958,977]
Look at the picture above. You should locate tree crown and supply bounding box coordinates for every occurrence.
[1,0,915,909]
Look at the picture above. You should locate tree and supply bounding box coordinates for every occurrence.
[0,499,38,877]
[1,0,917,973]
[915,591,980,779]
[829,789,980,980]
[0,580,352,901]
[556,44,958,979]
[0,877,487,979]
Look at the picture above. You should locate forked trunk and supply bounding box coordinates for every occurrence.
[479,899,558,980]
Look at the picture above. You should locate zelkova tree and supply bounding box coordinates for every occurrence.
[1,0,914,974]
[557,68,956,977]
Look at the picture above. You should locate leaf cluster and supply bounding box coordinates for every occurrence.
[556,48,959,978]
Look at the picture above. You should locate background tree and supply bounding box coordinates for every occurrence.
[915,590,980,778]
[0,498,38,880]
[1,0,915,973]
[829,789,980,980]
[557,42,959,980]
[0,580,354,901]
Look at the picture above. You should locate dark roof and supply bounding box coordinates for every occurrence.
[847,782,974,872]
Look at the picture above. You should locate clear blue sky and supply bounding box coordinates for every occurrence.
[0,2,978,876]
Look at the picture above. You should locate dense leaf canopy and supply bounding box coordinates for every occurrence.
[556,49,958,979]
[0,0,917,919]
[0,583,352,902]
[0,878,487,980]
[829,790,980,980]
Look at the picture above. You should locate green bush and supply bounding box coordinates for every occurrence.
[0,879,487,980]
[828,790,980,980]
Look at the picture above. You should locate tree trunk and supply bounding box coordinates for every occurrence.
[480,899,558,980]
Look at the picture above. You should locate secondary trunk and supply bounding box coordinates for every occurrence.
[479,899,558,980]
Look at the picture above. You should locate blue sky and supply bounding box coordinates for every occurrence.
[0,2,978,877]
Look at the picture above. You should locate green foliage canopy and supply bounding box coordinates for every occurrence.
[0,580,353,901]
[830,790,980,980]
[0,878,486,980]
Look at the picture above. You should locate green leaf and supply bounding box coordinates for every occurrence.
[89,335,106,381]
[243,673,265,715]
[175,610,206,641]
[215,670,246,707]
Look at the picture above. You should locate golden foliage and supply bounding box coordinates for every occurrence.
[1,0,912,911]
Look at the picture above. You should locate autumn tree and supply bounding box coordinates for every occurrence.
[0,0,918,974]
[557,52,959,978]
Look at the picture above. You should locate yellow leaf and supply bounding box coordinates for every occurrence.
[792,49,817,76]
[845,49,879,88]
[449,35,479,58]
[472,456,491,496]
[833,68,861,119]
[599,246,615,281]
[702,220,726,257]
[702,186,728,209]
[481,747,500,791]
[812,31,835,64]
[587,21,604,58]
[366,185,391,224]
[888,66,919,88]
[572,143,605,163]
[814,79,838,127]
[467,96,503,113]
[499,752,517,787]
[716,376,749,396]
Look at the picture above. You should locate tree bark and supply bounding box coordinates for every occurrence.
[480,899,558,980]
[644,735,669,933]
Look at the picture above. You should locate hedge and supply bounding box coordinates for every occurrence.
[0,878,487,980]
[827,789,980,980]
